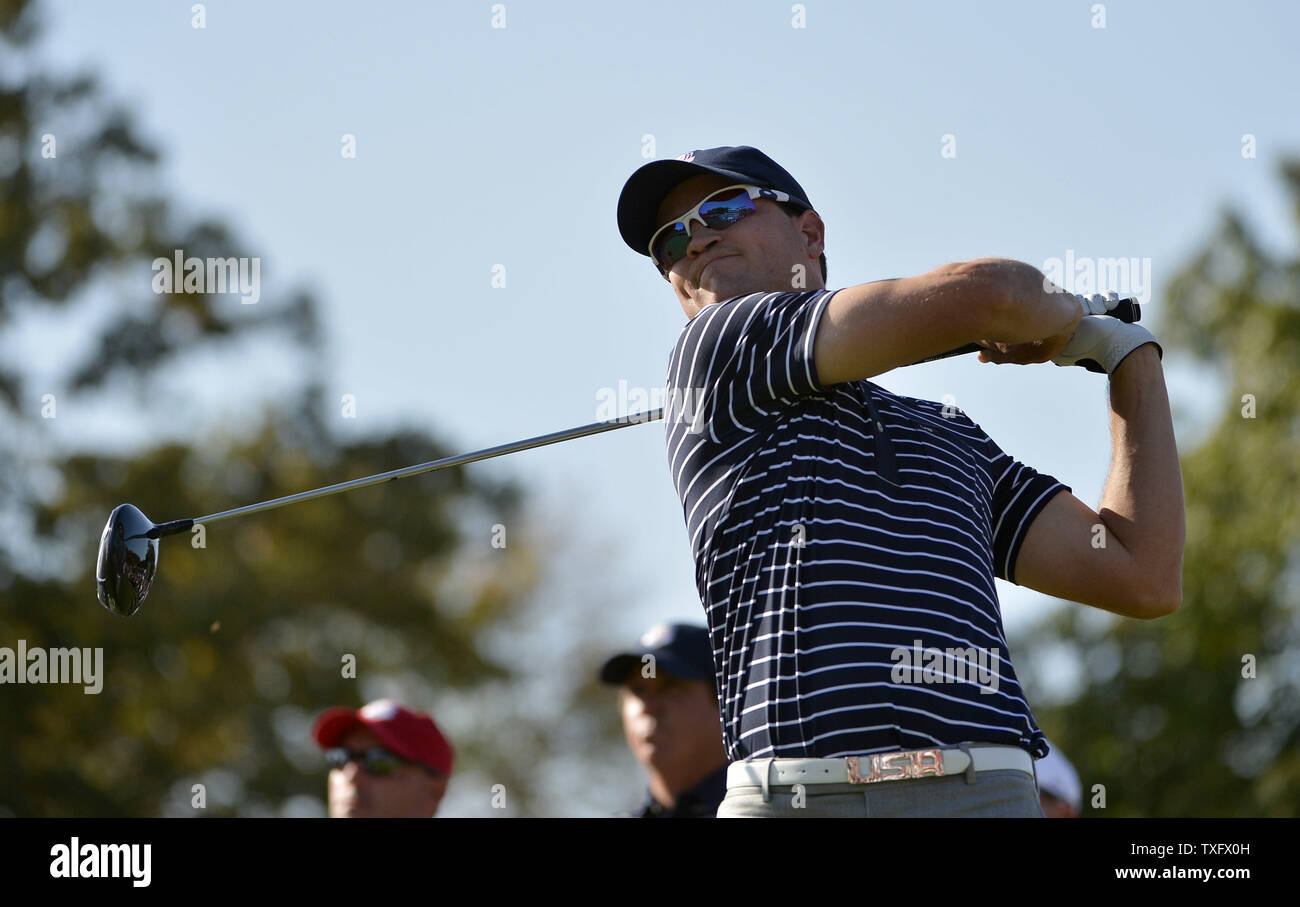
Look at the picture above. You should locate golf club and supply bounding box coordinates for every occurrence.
[95,299,1140,617]
[95,408,663,617]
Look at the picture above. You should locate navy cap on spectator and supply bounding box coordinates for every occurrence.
[617,146,815,259]
[599,622,714,685]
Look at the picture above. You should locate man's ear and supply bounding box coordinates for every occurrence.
[797,209,826,259]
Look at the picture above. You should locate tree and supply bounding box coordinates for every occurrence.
[1015,160,1300,817]
[0,0,631,818]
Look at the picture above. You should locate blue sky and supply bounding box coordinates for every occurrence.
[19,0,1300,797]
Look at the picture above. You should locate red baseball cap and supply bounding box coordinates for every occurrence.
[312,699,454,775]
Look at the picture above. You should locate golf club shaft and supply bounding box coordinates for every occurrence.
[147,409,666,538]
[146,301,1140,539]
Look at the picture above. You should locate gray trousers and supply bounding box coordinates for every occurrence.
[717,768,1044,818]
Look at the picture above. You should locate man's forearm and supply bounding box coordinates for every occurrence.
[1098,344,1186,607]
[961,258,1082,344]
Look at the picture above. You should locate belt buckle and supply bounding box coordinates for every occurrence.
[846,748,945,784]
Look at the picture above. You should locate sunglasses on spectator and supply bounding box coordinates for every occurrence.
[325,746,442,778]
[648,184,802,273]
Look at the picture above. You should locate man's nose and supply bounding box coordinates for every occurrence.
[686,226,721,259]
[636,689,669,717]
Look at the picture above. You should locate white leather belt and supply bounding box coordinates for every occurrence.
[727,745,1034,789]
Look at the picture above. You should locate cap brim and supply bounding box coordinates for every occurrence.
[312,706,362,748]
[616,159,764,257]
[312,707,425,767]
[598,651,710,685]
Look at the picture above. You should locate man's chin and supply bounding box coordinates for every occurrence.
[697,276,770,304]
[639,737,676,763]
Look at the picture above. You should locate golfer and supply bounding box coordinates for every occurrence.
[616,146,1185,818]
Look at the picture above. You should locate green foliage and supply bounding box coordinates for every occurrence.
[1017,161,1300,817]
[0,0,631,817]
[4,409,539,817]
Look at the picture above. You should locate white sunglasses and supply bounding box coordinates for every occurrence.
[648,184,799,273]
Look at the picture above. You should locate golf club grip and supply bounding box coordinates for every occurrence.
[911,297,1140,366]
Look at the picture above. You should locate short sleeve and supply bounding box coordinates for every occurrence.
[664,290,832,443]
[973,425,1071,585]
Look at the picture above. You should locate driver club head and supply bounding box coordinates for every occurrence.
[96,503,159,617]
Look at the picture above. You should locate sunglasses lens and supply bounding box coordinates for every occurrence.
[363,750,401,776]
[653,225,690,271]
[651,188,757,272]
[699,189,754,228]
[325,747,402,775]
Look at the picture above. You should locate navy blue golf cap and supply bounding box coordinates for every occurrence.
[617,146,814,258]
[599,622,715,685]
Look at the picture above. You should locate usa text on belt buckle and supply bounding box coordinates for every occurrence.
[846,749,945,784]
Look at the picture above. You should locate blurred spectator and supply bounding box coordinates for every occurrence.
[312,699,453,818]
[599,622,728,817]
[1036,740,1082,818]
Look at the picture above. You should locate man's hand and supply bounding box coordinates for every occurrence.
[977,293,1082,364]
[976,328,1076,365]
[976,293,1151,368]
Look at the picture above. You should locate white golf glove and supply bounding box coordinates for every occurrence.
[1052,293,1162,374]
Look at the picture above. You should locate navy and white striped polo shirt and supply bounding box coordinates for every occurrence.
[664,289,1068,762]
